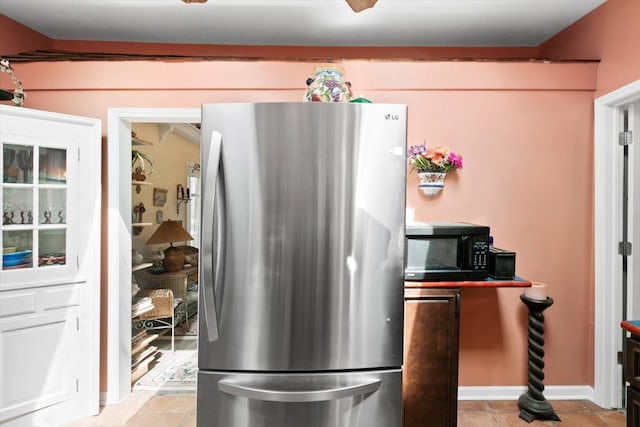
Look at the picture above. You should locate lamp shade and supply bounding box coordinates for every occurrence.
[147,220,194,245]
[147,220,194,272]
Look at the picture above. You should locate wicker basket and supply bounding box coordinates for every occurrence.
[137,288,174,320]
[133,266,197,301]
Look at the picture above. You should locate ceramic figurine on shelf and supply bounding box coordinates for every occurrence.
[132,167,145,182]
[43,208,52,224]
[150,250,164,273]
[133,202,146,223]
[3,207,13,225]
[132,249,144,266]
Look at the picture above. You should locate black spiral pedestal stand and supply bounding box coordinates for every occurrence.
[518,294,561,423]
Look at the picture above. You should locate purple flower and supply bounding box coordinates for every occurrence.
[408,145,427,157]
[447,152,463,169]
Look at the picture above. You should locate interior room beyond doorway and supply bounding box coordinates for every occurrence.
[129,122,201,389]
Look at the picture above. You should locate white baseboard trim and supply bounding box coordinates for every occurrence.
[458,386,595,402]
[101,386,595,405]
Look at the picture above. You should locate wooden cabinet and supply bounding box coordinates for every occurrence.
[628,386,640,427]
[626,334,640,427]
[404,288,460,427]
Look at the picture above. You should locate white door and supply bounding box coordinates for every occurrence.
[0,106,101,426]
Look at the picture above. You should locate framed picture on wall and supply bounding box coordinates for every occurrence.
[153,188,168,207]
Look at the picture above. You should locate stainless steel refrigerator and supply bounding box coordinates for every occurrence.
[198,102,406,427]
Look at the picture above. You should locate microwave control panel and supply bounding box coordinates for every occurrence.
[471,240,489,269]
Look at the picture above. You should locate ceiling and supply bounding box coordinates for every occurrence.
[0,0,606,48]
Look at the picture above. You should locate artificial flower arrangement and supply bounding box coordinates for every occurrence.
[408,143,463,196]
[407,144,463,173]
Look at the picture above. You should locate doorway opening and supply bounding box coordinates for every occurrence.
[129,122,201,390]
[106,108,201,404]
[594,80,640,409]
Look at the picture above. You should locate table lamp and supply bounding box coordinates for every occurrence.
[146,220,194,272]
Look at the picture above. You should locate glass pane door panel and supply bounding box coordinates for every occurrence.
[4,144,35,184]
[38,229,66,267]
[39,189,66,224]
[3,187,34,226]
[3,145,19,183]
[0,109,89,290]
[2,230,33,270]
[39,148,67,185]
[2,144,35,184]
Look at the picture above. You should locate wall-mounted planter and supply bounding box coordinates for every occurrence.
[417,171,446,197]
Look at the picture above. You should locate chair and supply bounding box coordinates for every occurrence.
[133,288,179,352]
[133,265,198,328]
[175,245,198,267]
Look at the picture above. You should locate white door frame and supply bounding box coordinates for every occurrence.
[105,108,200,404]
[631,101,640,340]
[594,79,640,408]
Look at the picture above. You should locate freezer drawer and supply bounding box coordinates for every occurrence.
[196,369,402,427]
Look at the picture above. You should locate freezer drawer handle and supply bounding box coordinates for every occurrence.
[217,378,381,402]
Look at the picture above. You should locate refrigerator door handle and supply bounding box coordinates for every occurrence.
[217,378,381,402]
[202,130,223,342]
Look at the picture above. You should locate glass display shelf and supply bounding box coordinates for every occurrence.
[2,142,69,271]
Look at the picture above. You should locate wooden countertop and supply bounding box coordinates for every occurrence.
[405,276,532,288]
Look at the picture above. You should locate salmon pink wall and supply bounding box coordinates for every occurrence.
[0,15,52,56]
[7,59,597,394]
[540,0,640,96]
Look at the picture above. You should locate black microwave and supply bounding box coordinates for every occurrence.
[405,222,490,281]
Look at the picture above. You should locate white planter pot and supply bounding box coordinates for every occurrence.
[417,171,446,197]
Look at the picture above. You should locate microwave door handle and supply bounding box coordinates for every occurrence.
[458,236,467,269]
[202,130,223,342]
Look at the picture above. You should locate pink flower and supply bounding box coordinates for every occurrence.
[426,147,445,166]
[447,152,463,169]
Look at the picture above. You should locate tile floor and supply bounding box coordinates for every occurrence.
[457,399,626,427]
[67,393,626,427]
[67,337,627,427]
